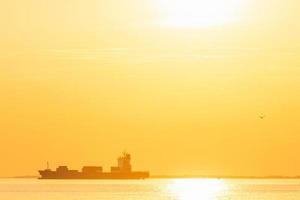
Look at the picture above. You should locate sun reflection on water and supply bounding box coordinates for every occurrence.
[167,179,228,200]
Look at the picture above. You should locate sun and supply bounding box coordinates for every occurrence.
[158,0,246,28]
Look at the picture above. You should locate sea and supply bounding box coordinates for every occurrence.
[1,178,300,200]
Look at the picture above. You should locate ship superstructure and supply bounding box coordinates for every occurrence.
[39,152,149,179]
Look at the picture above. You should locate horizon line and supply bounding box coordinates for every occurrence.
[3,175,300,180]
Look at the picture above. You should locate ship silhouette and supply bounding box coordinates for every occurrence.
[39,152,149,179]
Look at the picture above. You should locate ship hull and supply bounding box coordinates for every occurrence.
[39,170,149,180]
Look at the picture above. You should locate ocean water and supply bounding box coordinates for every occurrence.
[1,178,300,200]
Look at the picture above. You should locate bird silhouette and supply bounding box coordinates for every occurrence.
[259,115,265,119]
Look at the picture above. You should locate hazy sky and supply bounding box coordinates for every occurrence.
[1,0,300,177]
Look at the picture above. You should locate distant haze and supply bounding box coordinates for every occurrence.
[0,0,300,177]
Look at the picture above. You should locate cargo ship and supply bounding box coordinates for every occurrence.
[39,152,149,179]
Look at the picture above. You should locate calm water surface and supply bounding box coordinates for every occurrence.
[1,178,300,200]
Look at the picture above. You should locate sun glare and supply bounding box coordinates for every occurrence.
[158,0,246,28]
[167,179,228,200]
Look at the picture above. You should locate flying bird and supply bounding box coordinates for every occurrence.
[259,115,266,119]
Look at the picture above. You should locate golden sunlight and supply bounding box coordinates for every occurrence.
[167,179,228,200]
[158,0,246,28]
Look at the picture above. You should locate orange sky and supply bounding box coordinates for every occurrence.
[1,0,300,177]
